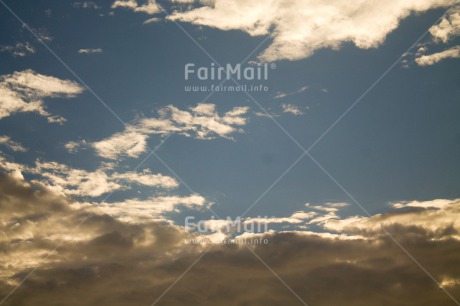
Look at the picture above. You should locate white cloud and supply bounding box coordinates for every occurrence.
[0,70,84,122]
[65,140,88,153]
[322,199,460,240]
[112,170,179,188]
[411,6,460,66]
[96,194,208,222]
[415,45,460,65]
[290,211,318,220]
[112,0,160,14]
[392,198,458,209]
[0,159,180,198]
[0,42,35,57]
[0,136,27,152]
[72,1,101,9]
[273,85,308,99]
[33,161,123,197]
[78,48,103,54]
[282,103,304,116]
[170,0,195,3]
[297,85,309,93]
[273,92,288,99]
[92,130,148,159]
[86,103,250,159]
[245,217,303,225]
[429,5,460,43]
[143,17,161,24]
[168,0,455,61]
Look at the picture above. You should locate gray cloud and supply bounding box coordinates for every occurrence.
[1,172,459,305]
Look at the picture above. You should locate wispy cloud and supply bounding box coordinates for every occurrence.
[416,46,460,66]
[143,17,161,24]
[72,1,102,10]
[0,70,84,123]
[273,85,309,100]
[0,136,27,152]
[111,0,160,15]
[281,103,304,116]
[0,157,179,198]
[429,5,460,43]
[32,161,179,197]
[405,5,460,67]
[78,48,103,54]
[96,194,208,223]
[0,42,35,57]
[73,103,250,160]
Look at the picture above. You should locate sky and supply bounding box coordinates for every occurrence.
[0,0,460,305]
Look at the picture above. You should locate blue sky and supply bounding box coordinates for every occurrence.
[1,1,460,305]
[1,0,459,228]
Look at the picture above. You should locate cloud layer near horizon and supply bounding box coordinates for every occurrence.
[1,171,459,306]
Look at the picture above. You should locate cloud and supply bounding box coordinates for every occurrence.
[72,1,102,10]
[392,198,457,209]
[0,136,27,152]
[81,103,250,159]
[281,103,304,116]
[78,48,103,54]
[168,0,456,61]
[0,157,179,198]
[274,85,309,99]
[92,130,148,160]
[111,0,160,14]
[143,17,161,24]
[409,5,460,66]
[33,161,179,197]
[0,70,84,123]
[273,92,288,99]
[415,45,460,65]
[28,26,54,42]
[322,199,460,240]
[0,42,35,57]
[64,140,88,153]
[95,194,208,223]
[429,5,460,43]
[1,171,460,305]
[112,170,179,188]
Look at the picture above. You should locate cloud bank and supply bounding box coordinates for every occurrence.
[1,172,459,305]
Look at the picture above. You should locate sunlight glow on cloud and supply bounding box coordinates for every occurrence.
[0,135,27,152]
[0,70,84,123]
[1,172,459,305]
[77,103,250,159]
[111,0,160,15]
[168,0,456,61]
[416,45,460,65]
[0,157,179,198]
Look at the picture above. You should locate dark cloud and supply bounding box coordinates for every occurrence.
[1,172,459,305]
